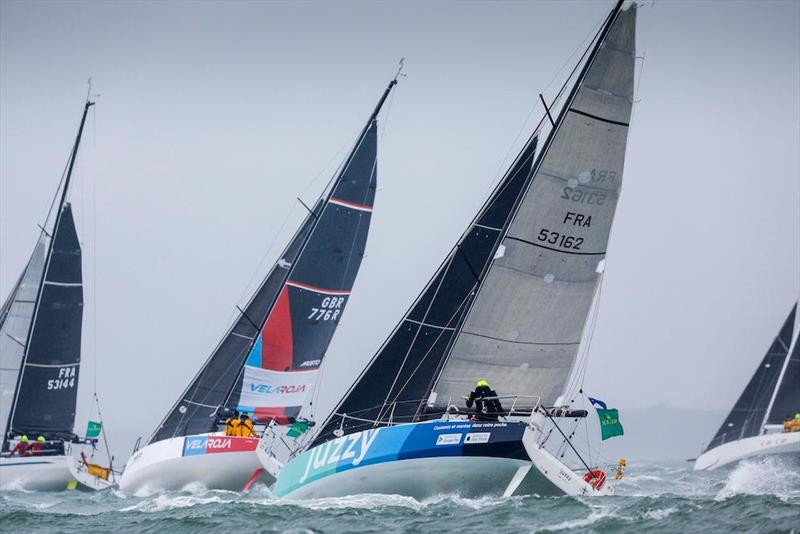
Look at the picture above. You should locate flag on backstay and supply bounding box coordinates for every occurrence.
[85,420,102,439]
[287,420,309,438]
[589,397,624,440]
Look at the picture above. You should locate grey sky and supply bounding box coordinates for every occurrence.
[1,0,798,462]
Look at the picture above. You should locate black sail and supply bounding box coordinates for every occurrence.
[766,302,799,425]
[310,136,539,447]
[705,304,797,451]
[9,205,83,438]
[151,81,393,443]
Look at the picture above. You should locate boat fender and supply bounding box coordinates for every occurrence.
[583,469,606,490]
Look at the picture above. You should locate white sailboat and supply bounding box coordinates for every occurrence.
[694,302,800,471]
[259,0,637,499]
[119,74,399,493]
[0,98,115,491]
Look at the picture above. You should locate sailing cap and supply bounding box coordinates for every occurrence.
[20,435,28,442]
[476,379,489,388]
[37,436,46,442]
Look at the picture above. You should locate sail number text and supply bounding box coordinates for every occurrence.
[47,366,76,390]
[537,229,583,250]
[308,296,346,322]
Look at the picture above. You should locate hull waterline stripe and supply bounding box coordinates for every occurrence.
[0,461,55,467]
[329,197,373,212]
[286,281,352,296]
[568,107,630,127]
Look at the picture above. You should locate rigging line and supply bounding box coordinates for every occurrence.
[543,408,593,474]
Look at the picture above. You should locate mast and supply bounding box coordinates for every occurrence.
[4,99,94,446]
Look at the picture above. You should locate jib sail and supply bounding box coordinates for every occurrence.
[150,79,394,442]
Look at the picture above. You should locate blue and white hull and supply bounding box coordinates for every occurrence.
[270,419,610,499]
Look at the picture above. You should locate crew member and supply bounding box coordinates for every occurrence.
[225,410,241,436]
[785,413,800,432]
[12,435,30,457]
[28,435,46,455]
[240,413,256,438]
[466,379,504,421]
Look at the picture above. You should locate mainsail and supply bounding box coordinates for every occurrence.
[2,99,93,446]
[311,1,635,448]
[765,304,800,425]
[705,304,797,451]
[150,79,394,443]
[9,206,83,438]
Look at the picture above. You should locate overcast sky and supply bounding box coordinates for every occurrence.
[1,0,798,462]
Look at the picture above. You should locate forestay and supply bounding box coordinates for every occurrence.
[432,4,636,409]
[9,206,83,438]
[0,238,46,439]
[706,304,797,451]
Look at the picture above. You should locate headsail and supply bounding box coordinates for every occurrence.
[8,206,83,438]
[705,304,797,451]
[0,238,47,439]
[311,1,635,447]
[150,79,393,443]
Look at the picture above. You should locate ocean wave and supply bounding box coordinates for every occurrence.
[717,456,800,501]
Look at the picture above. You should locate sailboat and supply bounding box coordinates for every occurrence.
[118,72,400,493]
[0,98,115,491]
[260,0,637,499]
[694,302,800,471]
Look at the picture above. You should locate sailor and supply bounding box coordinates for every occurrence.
[225,410,241,436]
[29,435,46,455]
[240,413,256,438]
[466,379,504,421]
[12,435,30,457]
[785,413,800,432]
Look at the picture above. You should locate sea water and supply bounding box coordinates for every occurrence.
[1,458,798,533]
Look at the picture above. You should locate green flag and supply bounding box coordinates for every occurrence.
[287,421,309,438]
[85,420,102,439]
[596,408,624,440]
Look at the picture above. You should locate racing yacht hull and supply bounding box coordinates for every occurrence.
[119,434,262,493]
[693,431,800,471]
[270,419,613,499]
[0,449,113,491]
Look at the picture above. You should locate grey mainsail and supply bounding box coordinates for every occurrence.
[0,238,47,439]
[432,4,636,409]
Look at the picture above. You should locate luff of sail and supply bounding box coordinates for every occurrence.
[705,304,797,451]
[432,3,636,409]
[9,205,83,438]
[0,238,47,440]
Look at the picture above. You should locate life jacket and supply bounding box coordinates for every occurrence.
[241,418,255,437]
[225,418,241,436]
